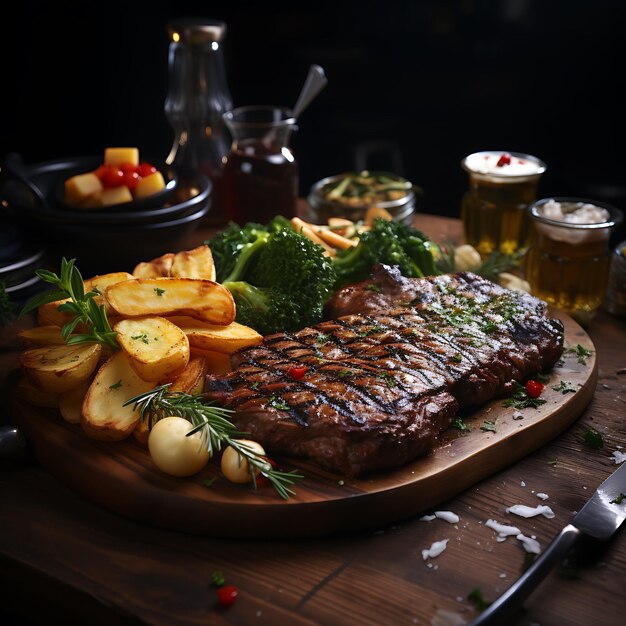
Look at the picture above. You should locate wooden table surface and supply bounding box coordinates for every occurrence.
[1,213,625,626]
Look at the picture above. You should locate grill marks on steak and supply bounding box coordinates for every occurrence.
[204,269,564,477]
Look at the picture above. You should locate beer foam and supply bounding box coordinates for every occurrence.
[464,151,545,177]
[539,199,610,225]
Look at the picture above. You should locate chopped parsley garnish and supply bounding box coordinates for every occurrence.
[580,427,604,449]
[338,369,353,378]
[552,380,578,394]
[131,333,150,344]
[536,372,550,384]
[360,326,383,337]
[451,353,463,363]
[211,570,225,587]
[467,587,492,611]
[250,381,260,390]
[452,417,471,432]
[502,381,547,409]
[317,333,330,344]
[480,420,496,432]
[366,283,382,293]
[610,493,625,505]
[268,395,289,411]
[564,344,593,365]
[154,287,166,296]
[378,372,396,388]
[109,379,123,389]
[202,477,217,489]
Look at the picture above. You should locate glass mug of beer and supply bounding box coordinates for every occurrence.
[221,105,299,225]
[525,197,623,326]
[461,151,547,257]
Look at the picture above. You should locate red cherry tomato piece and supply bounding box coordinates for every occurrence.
[137,162,157,177]
[496,153,511,167]
[101,166,125,188]
[122,170,140,191]
[120,162,139,173]
[255,457,277,488]
[287,366,307,380]
[525,379,544,398]
[217,585,238,606]
[93,164,108,180]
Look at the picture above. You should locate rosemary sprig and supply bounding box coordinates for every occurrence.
[125,385,303,500]
[20,257,119,350]
[474,248,527,282]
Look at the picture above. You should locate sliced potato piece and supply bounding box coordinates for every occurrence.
[59,379,93,424]
[81,351,155,441]
[15,377,61,408]
[20,343,102,394]
[167,316,262,354]
[169,245,216,281]
[105,278,236,325]
[160,354,209,395]
[114,316,190,382]
[18,325,70,347]
[38,298,72,327]
[132,252,175,278]
[84,271,135,316]
[190,347,233,375]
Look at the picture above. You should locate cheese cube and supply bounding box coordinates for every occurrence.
[134,171,165,199]
[64,173,103,206]
[81,186,133,209]
[104,147,139,167]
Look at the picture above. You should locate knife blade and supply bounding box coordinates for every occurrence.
[468,461,626,625]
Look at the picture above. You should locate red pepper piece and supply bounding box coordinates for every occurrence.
[217,585,238,606]
[287,366,307,380]
[496,153,511,167]
[525,379,544,398]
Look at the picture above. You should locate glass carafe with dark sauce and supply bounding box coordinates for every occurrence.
[221,105,299,225]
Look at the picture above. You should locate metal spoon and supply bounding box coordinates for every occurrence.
[291,64,328,119]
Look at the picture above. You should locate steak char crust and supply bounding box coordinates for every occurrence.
[204,267,564,477]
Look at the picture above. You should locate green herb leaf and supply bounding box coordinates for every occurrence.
[502,381,547,409]
[452,417,471,432]
[580,427,604,449]
[109,379,123,390]
[467,587,492,611]
[564,344,593,365]
[20,258,119,350]
[203,477,217,489]
[552,380,578,394]
[365,283,382,293]
[480,420,496,433]
[211,570,225,587]
[154,287,166,296]
[610,492,625,505]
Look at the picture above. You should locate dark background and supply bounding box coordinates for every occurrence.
[1,0,625,233]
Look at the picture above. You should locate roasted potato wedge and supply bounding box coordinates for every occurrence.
[20,343,102,394]
[132,252,175,279]
[170,245,216,281]
[167,316,263,354]
[15,377,61,408]
[81,351,155,441]
[160,354,209,395]
[190,347,233,375]
[105,278,236,325]
[18,325,70,347]
[37,298,73,327]
[84,271,134,316]
[59,379,93,424]
[114,316,190,382]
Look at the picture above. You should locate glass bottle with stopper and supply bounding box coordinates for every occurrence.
[164,18,233,223]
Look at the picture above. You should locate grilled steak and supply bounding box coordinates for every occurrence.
[204,268,564,477]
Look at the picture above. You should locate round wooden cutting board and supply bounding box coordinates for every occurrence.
[11,312,597,539]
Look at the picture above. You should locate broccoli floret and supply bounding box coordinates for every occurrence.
[331,218,441,289]
[224,282,300,336]
[207,221,268,282]
[207,219,336,335]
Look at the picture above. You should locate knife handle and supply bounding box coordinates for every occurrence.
[467,523,581,626]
